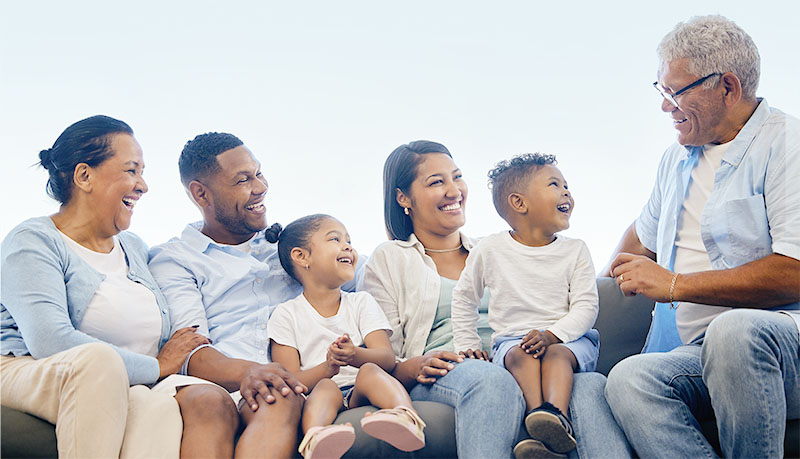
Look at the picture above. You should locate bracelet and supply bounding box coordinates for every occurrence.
[669,273,680,309]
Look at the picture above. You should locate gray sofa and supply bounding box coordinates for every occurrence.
[2,277,797,458]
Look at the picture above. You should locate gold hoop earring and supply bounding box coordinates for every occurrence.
[404,207,410,216]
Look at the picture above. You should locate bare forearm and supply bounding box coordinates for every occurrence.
[676,254,800,308]
[602,222,655,277]
[351,347,396,372]
[391,357,422,389]
[294,363,337,391]
[186,347,255,392]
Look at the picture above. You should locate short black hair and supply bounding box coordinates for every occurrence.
[178,132,243,187]
[39,115,134,204]
[382,140,452,241]
[277,214,332,283]
[488,153,557,221]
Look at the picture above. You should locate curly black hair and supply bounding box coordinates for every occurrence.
[178,132,243,188]
[487,153,557,221]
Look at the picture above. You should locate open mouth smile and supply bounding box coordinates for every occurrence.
[557,202,571,213]
[439,201,462,212]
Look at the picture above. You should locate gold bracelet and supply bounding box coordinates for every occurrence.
[669,273,680,309]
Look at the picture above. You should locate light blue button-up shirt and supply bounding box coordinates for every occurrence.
[148,222,365,369]
[149,223,303,365]
[635,99,800,352]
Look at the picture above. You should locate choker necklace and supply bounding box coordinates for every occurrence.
[424,243,463,253]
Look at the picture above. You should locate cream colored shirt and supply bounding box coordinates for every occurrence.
[359,232,477,360]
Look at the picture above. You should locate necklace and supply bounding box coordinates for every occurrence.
[424,243,463,253]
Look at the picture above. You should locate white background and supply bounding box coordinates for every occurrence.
[2,1,798,270]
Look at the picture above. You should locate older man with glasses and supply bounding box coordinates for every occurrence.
[602,15,799,458]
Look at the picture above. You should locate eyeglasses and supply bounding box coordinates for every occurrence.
[653,73,721,108]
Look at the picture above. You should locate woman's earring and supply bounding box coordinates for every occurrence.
[305,264,310,270]
[404,207,410,216]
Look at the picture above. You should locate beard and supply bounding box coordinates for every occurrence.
[214,203,266,236]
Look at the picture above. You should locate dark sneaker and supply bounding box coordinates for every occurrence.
[524,402,576,454]
[513,439,567,459]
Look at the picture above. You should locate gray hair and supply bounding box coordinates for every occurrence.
[657,15,760,99]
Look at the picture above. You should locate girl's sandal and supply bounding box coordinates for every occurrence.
[298,424,356,459]
[360,405,426,452]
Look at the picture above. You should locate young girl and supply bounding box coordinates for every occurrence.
[268,214,426,459]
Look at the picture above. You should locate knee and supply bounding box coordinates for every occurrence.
[605,355,652,409]
[71,343,128,389]
[312,377,340,394]
[503,346,528,369]
[462,359,521,396]
[355,362,383,381]
[704,309,762,355]
[176,385,238,426]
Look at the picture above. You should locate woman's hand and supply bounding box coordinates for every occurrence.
[415,351,464,384]
[240,363,307,412]
[458,348,490,361]
[520,330,560,359]
[156,326,210,379]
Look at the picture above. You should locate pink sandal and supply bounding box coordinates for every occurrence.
[360,406,426,452]
[298,424,356,459]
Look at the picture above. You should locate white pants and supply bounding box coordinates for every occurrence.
[1,342,181,458]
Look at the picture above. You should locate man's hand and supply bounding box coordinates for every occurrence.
[329,334,356,366]
[458,348,490,361]
[611,252,674,302]
[520,329,560,359]
[240,363,307,412]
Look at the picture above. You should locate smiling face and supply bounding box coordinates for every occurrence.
[304,218,358,289]
[657,59,729,146]
[89,133,148,235]
[200,145,269,244]
[398,153,467,239]
[518,164,573,237]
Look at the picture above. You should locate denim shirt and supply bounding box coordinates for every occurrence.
[636,99,800,352]
[0,216,170,385]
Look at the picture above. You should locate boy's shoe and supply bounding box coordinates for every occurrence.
[360,405,426,452]
[513,439,567,459]
[524,402,576,454]
[298,424,356,459]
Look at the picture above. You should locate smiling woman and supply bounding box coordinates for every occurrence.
[0,115,232,459]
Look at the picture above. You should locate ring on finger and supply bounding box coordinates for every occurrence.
[620,274,624,282]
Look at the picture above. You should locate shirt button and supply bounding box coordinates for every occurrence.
[256,278,262,283]
[261,324,266,330]
[162,309,167,314]
[259,350,265,355]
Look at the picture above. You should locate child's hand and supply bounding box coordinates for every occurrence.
[325,348,344,377]
[520,330,560,358]
[329,334,356,366]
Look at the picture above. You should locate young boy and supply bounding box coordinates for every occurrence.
[451,153,599,458]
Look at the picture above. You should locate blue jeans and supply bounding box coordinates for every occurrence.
[410,358,524,459]
[606,310,800,458]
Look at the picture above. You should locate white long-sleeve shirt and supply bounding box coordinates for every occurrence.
[452,231,598,351]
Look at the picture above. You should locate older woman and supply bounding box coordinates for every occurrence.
[361,140,631,458]
[0,115,232,458]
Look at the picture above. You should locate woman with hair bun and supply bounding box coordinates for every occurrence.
[0,115,231,458]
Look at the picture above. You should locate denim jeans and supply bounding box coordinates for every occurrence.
[606,310,800,458]
[514,372,632,458]
[410,358,524,459]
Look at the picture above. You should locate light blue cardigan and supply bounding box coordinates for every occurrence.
[1,216,172,385]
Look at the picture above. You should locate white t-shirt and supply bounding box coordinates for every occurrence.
[673,142,732,343]
[268,291,392,387]
[452,231,598,351]
[60,232,162,356]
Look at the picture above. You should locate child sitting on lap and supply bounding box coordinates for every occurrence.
[268,214,426,459]
[451,153,599,458]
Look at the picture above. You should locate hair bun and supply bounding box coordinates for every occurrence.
[39,148,57,171]
[265,222,283,243]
